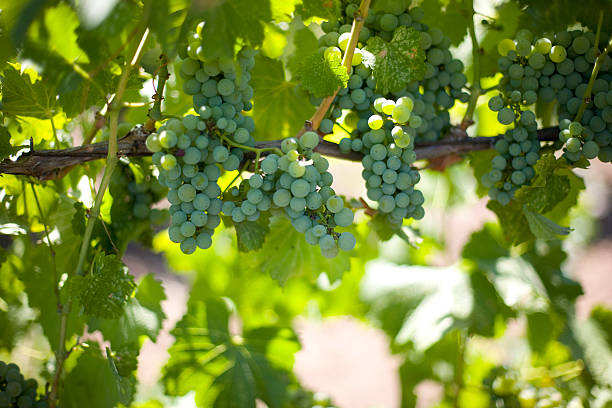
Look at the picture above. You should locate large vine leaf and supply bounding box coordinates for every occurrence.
[297,51,349,97]
[420,0,471,46]
[365,25,426,94]
[0,63,56,119]
[163,298,299,408]
[253,217,351,286]
[87,274,166,349]
[251,55,315,140]
[295,0,341,20]
[488,154,583,245]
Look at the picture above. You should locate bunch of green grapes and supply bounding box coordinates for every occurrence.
[220,131,356,258]
[109,161,169,226]
[147,23,356,257]
[483,96,540,205]
[315,3,467,143]
[496,28,612,164]
[0,361,48,408]
[339,95,425,226]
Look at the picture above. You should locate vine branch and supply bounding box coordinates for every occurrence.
[0,127,561,180]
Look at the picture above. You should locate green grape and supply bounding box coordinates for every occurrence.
[290,179,310,198]
[583,141,599,159]
[497,108,515,125]
[488,95,504,112]
[378,195,395,212]
[288,162,306,178]
[300,131,320,149]
[392,104,412,123]
[338,232,356,251]
[566,137,581,153]
[212,146,229,162]
[145,133,162,152]
[368,115,384,130]
[273,189,291,207]
[160,154,177,170]
[334,207,354,227]
[549,45,567,63]
[515,38,532,57]
[572,35,590,54]
[535,37,552,54]
[326,195,344,213]
[261,156,278,174]
[180,237,197,254]
[178,184,196,202]
[498,38,516,56]
[319,235,338,259]
[158,130,178,148]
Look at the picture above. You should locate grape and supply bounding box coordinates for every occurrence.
[497,108,515,125]
[290,179,310,198]
[319,235,338,259]
[392,104,412,123]
[300,131,320,149]
[368,115,384,130]
[326,196,344,213]
[161,154,177,170]
[497,39,516,56]
[535,37,552,54]
[338,232,356,251]
[549,45,567,63]
[334,207,354,227]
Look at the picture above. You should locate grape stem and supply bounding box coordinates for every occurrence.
[461,0,482,130]
[48,3,152,405]
[295,0,371,137]
[219,134,282,156]
[574,15,611,123]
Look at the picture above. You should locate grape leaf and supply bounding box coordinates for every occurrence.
[295,0,341,20]
[87,274,166,348]
[197,0,271,60]
[253,217,351,286]
[72,253,136,319]
[62,342,130,408]
[420,0,471,46]
[163,298,299,408]
[42,3,90,64]
[479,1,521,77]
[298,52,349,98]
[523,207,571,240]
[0,126,12,161]
[0,63,56,119]
[286,25,320,77]
[233,216,270,252]
[251,55,315,140]
[517,0,612,35]
[365,25,426,94]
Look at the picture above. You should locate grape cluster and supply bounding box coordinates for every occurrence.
[0,361,48,408]
[244,132,356,258]
[146,40,258,254]
[147,24,356,257]
[316,3,468,143]
[495,28,612,166]
[489,371,583,408]
[339,96,425,226]
[109,161,169,226]
[483,98,540,205]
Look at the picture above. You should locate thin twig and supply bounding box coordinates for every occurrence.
[461,0,481,130]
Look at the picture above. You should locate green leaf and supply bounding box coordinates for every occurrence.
[72,253,136,319]
[198,0,272,60]
[0,126,12,161]
[523,207,571,240]
[517,0,612,35]
[0,63,56,119]
[253,217,351,286]
[163,298,298,408]
[295,0,341,20]
[298,51,349,98]
[42,3,90,64]
[590,305,612,348]
[487,199,534,245]
[88,274,166,348]
[234,216,270,252]
[286,24,319,76]
[365,25,426,94]
[527,311,556,353]
[251,55,315,140]
[62,342,130,408]
[479,1,521,77]
[420,0,471,45]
